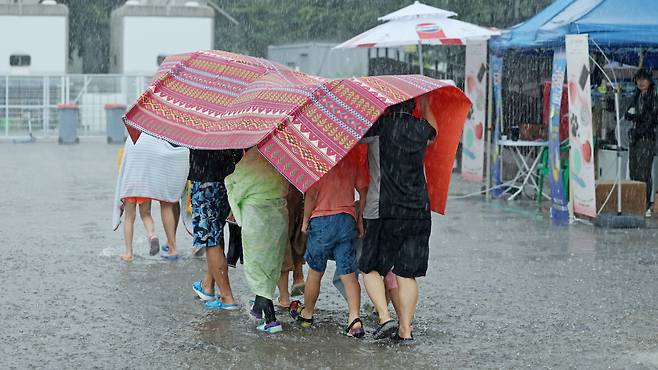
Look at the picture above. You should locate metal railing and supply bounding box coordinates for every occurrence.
[0,74,151,138]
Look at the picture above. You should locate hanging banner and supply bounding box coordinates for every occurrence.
[566,34,597,218]
[490,54,504,198]
[549,48,569,224]
[461,40,487,182]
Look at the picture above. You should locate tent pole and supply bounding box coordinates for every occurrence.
[418,42,424,75]
[614,88,622,215]
[485,51,493,200]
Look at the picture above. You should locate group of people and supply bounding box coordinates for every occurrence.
[625,69,658,217]
[114,98,437,342]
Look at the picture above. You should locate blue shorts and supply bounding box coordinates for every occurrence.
[305,213,357,276]
[191,181,230,248]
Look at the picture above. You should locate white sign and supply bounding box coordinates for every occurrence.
[461,40,488,182]
[566,34,597,218]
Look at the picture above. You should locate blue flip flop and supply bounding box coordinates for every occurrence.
[192,280,215,301]
[160,252,178,260]
[205,300,239,310]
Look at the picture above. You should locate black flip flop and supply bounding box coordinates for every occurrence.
[372,319,397,340]
[391,332,415,345]
[343,317,365,338]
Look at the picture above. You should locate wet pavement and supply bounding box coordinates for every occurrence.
[2,140,658,369]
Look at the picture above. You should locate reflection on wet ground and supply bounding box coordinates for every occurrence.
[2,141,658,368]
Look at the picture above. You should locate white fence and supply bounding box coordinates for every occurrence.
[0,75,151,137]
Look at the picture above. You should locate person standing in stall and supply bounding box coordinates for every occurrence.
[625,69,658,217]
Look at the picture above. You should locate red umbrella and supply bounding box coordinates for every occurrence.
[124,50,470,214]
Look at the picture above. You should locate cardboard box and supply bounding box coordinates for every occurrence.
[596,180,646,215]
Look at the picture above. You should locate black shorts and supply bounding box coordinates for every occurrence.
[358,218,432,278]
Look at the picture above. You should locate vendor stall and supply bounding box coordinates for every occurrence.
[489,0,658,224]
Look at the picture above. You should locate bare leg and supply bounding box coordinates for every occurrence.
[339,272,362,330]
[206,247,235,304]
[138,200,155,240]
[363,271,392,324]
[160,201,178,255]
[301,268,323,319]
[202,271,214,294]
[173,201,180,231]
[121,203,137,261]
[277,271,291,307]
[395,276,418,339]
[292,261,304,286]
[387,286,402,319]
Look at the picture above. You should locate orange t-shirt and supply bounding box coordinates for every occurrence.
[310,154,368,220]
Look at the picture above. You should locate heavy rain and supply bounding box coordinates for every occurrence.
[2,0,658,368]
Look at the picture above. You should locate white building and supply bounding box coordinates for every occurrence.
[268,42,369,78]
[110,0,214,75]
[0,0,68,75]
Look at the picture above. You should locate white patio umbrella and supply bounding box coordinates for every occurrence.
[334,1,499,74]
[378,0,457,21]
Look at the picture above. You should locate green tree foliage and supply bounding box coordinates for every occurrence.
[60,0,123,73]
[212,0,553,57]
[62,0,553,70]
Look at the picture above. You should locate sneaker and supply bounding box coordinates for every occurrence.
[288,300,313,328]
[288,300,302,320]
[372,319,397,340]
[295,314,314,328]
[192,280,215,301]
[249,305,263,320]
[205,300,239,310]
[646,208,652,218]
[257,321,283,334]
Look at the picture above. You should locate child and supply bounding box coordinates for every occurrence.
[112,134,189,261]
[290,152,368,338]
[277,186,306,308]
[225,148,289,334]
[119,198,158,261]
[188,149,242,309]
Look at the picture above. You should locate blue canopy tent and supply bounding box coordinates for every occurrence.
[491,0,658,52]
[490,0,575,51]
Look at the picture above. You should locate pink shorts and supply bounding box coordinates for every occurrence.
[384,271,398,289]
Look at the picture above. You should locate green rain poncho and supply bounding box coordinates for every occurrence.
[225,149,289,300]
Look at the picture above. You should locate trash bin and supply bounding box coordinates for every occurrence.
[57,104,80,144]
[105,104,128,144]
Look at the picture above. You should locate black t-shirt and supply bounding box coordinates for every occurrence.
[188,149,243,183]
[375,112,436,220]
[627,87,658,141]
